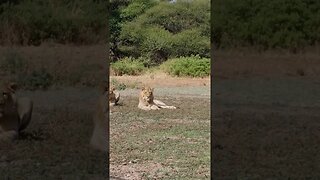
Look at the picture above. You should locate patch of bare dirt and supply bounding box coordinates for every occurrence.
[110,73,210,88]
[110,162,164,180]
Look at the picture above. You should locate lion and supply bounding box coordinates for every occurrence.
[0,82,33,142]
[138,86,177,110]
[109,86,120,106]
[90,85,109,152]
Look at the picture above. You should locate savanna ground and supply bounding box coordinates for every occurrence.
[213,49,320,178]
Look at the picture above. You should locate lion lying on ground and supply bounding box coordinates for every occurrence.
[0,82,33,142]
[90,85,109,152]
[138,86,177,110]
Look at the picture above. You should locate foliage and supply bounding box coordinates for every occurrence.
[116,0,210,64]
[171,28,210,58]
[111,57,145,76]
[161,55,210,77]
[111,79,127,90]
[120,0,157,21]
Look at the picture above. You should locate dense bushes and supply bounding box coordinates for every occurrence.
[212,0,320,50]
[161,55,210,77]
[0,0,107,45]
[113,0,210,65]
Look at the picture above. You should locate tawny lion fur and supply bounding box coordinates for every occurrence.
[109,86,120,106]
[0,82,33,142]
[90,85,111,152]
[138,86,177,111]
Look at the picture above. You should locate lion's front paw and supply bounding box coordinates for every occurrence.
[151,105,160,110]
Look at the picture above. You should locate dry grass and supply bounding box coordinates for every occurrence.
[110,73,210,89]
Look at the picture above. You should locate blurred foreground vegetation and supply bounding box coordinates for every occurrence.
[212,0,320,51]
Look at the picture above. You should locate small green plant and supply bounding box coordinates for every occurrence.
[0,51,26,74]
[111,79,127,90]
[161,55,210,77]
[111,57,145,76]
[18,68,53,90]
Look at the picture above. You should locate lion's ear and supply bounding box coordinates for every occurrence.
[141,86,145,91]
[110,86,115,91]
[8,82,18,93]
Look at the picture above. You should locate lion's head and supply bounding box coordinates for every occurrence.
[140,86,154,104]
[109,85,120,107]
[0,82,18,118]
[109,86,116,104]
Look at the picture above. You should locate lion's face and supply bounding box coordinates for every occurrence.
[141,86,154,103]
[0,82,18,118]
[109,86,116,105]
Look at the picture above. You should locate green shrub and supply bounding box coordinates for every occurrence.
[111,79,127,90]
[120,0,157,21]
[0,51,26,74]
[141,27,173,63]
[139,0,210,34]
[17,68,53,90]
[161,55,210,77]
[111,57,145,76]
[171,29,210,58]
[117,0,210,62]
